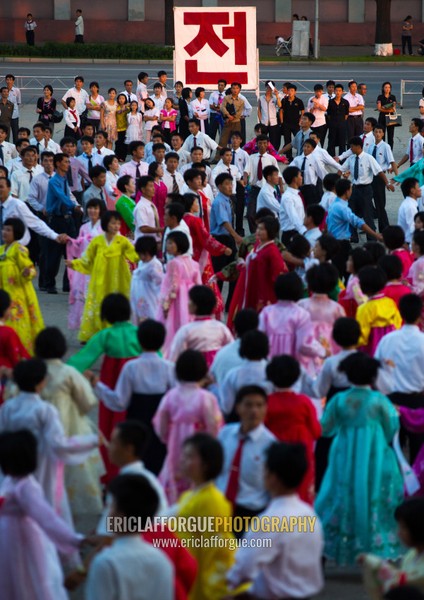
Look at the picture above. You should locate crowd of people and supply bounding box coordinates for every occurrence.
[1,69,424,600]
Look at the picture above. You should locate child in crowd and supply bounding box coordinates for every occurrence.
[66,198,104,331]
[320,172,339,211]
[315,352,403,565]
[156,231,202,356]
[68,294,141,483]
[0,359,99,527]
[259,272,326,362]
[115,175,136,235]
[339,247,373,317]
[0,430,91,600]
[379,254,412,308]
[168,285,233,366]
[0,290,29,397]
[360,498,424,599]
[287,234,313,282]
[94,319,174,475]
[64,96,81,139]
[364,241,387,265]
[130,236,164,324]
[153,350,222,503]
[265,355,321,504]
[125,100,143,144]
[356,266,402,355]
[382,225,414,279]
[415,211,424,231]
[143,97,160,142]
[408,230,424,298]
[35,327,103,516]
[298,263,346,375]
[0,218,44,352]
[227,442,324,599]
[65,210,139,342]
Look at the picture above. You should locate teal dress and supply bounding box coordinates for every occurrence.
[315,386,404,565]
[394,157,424,185]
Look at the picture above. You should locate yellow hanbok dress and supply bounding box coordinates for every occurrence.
[176,482,248,600]
[0,241,44,352]
[70,233,139,342]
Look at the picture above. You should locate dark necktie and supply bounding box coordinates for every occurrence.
[274,189,279,201]
[301,156,307,180]
[97,149,102,155]
[354,155,359,181]
[231,150,236,165]
[135,163,142,190]
[27,170,33,183]
[87,155,93,173]
[0,145,3,166]
[228,167,232,175]
[67,166,74,187]
[37,142,41,162]
[225,436,247,506]
[410,139,414,163]
[100,188,105,204]
[372,145,377,159]
[193,137,197,148]
[257,155,263,180]
[171,174,179,194]
[127,93,131,103]
[300,132,305,149]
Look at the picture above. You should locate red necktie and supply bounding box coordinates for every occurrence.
[257,155,263,180]
[362,134,366,141]
[98,149,102,155]
[410,139,414,163]
[225,436,246,506]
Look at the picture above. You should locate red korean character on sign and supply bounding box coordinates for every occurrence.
[182,11,248,85]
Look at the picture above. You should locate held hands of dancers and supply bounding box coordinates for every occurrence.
[224,247,233,256]
[56,234,70,244]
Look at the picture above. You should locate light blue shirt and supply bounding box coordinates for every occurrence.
[327,196,365,239]
[46,172,75,215]
[210,192,233,236]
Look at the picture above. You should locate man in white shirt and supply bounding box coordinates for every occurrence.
[120,141,148,192]
[375,294,424,462]
[211,148,240,196]
[94,131,114,162]
[230,131,249,235]
[179,147,212,183]
[258,81,282,152]
[162,152,185,194]
[27,151,55,214]
[170,132,190,168]
[344,80,365,140]
[133,175,163,242]
[216,384,276,530]
[162,202,193,261]
[339,136,394,241]
[227,442,324,600]
[61,76,89,115]
[0,123,17,168]
[74,9,84,43]
[337,116,377,162]
[244,135,281,233]
[119,80,137,105]
[369,124,398,232]
[209,79,227,141]
[307,83,329,145]
[181,119,218,161]
[5,74,21,143]
[11,146,43,200]
[279,111,315,159]
[291,139,328,206]
[86,474,173,600]
[398,177,420,245]
[279,165,307,245]
[304,203,326,246]
[30,122,58,159]
[397,118,424,169]
[257,165,281,216]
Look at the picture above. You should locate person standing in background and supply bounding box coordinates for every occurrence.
[5,75,21,144]
[74,9,84,44]
[402,15,413,55]
[24,14,37,46]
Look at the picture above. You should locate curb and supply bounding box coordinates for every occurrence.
[0,57,171,64]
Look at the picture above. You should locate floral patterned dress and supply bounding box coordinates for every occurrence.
[0,242,44,352]
[101,100,118,143]
[315,386,404,565]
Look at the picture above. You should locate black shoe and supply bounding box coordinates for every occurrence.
[39,286,47,292]
[47,288,58,294]
[62,287,70,293]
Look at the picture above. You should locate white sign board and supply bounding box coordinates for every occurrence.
[174,6,258,90]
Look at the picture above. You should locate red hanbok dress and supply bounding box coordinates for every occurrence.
[0,324,30,403]
[227,240,287,327]
[265,390,322,504]
[198,189,211,232]
[183,212,226,318]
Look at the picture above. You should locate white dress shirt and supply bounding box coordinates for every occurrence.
[245,152,279,187]
[220,359,272,415]
[375,325,424,393]
[211,162,239,195]
[320,190,336,211]
[227,495,324,599]
[257,181,280,215]
[398,196,418,244]
[27,171,52,212]
[368,140,395,171]
[105,171,119,197]
[239,93,253,118]
[305,227,322,246]
[231,147,250,177]
[307,94,328,128]
[258,95,279,127]
[74,15,84,36]
[340,151,382,185]
[10,164,43,200]
[291,154,322,185]
[119,159,148,180]
[179,162,212,184]
[85,536,173,600]
[119,90,138,104]
[29,138,60,155]
[210,339,244,384]
[339,131,375,161]
[343,91,365,116]
[62,86,89,115]
[0,141,17,167]
[95,146,115,164]
[7,86,21,119]
[215,423,276,510]
[133,196,161,242]
[162,222,193,261]
[1,195,58,245]
[279,186,306,234]
[405,133,424,164]
[174,147,191,168]
[181,132,218,160]
[162,168,185,194]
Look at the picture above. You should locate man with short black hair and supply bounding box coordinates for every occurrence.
[5,74,21,143]
[209,79,227,141]
[0,123,17,168]
[397,118,424,169]
[74,9,84,43]
[280,84,305,161]
[307,83,328,145]
[61,76,88,115]
[344,80,365,140]
[0,87,14,139]
[220,82,245,147]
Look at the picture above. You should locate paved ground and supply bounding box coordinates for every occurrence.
[5,59,415,599]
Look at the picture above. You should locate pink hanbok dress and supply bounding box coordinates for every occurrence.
[66,220,103,330]
[156,255,202,356]
[0,475,83,600]
[399,406,424,495]
[408,255,424,330]
[167,316,234,366]
[153,382,223,503]
[152,180,168,227]
[297,294,346,376]
[258,300,326,361]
